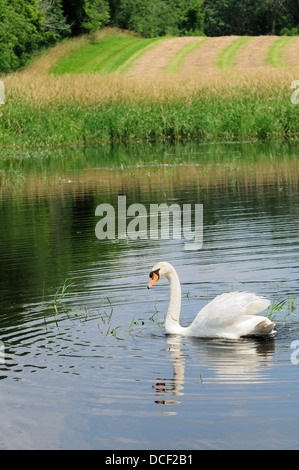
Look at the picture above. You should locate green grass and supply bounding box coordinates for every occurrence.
[266,36,294,68]
[217,36,250,69]
[163,38,207,74]
[1,82,299,149]
[51,35,164,75]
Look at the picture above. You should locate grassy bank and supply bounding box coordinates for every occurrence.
[1,71,298,149]
[0,29,299,150]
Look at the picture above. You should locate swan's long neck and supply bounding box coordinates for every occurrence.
[165,267,185,335]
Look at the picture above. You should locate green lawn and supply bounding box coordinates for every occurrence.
[51,35,163,75]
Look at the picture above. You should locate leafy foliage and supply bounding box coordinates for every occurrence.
[38,0,70,42]
[111,0,205,37]
[61,0,110,35]
[0,0,44,73]
[203,0,299,36]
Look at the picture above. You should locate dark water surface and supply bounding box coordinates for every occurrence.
[0,140,299,449]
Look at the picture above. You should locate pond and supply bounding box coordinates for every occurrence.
[0,139,299,450]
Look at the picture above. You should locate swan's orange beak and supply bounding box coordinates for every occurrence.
[148,272,159,289]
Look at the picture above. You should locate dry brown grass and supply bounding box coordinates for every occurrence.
[284,36,299,67]
[2,31,298,109]
[129,36,200,77]
[234,36,279,70]
[4,64,296,108]
[182,36,238,71]
[129,35,299,74]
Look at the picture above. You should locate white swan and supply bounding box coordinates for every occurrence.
[147,261,275,339]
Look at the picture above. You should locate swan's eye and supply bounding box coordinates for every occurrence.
[149,269,160,279]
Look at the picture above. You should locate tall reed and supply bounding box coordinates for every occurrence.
[1,68,298,149]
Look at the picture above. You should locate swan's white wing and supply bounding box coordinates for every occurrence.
[187,291,271,336]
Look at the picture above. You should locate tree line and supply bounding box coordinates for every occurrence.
[1,0,298,74]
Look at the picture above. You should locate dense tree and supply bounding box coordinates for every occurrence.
[113,0,177,37]
[178,0,205,35]
[110,0,205,37]
[110,0,298,37]
[61,0,110,35]
[0,0,45,73]
[203,0,299,36]
[38,0,70,42]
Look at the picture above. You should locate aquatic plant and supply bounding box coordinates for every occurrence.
[266,293,298,325]
[48,277,298,340]
[53,278,74,318]
[50,279,92,327]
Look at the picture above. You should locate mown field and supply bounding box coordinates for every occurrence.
[1,28,299,149]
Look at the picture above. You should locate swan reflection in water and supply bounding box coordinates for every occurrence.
[153,335,185,406]
[152,334,276,407]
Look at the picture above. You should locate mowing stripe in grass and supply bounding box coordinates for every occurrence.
[163,38,207,74]
[266,36,294,68]
[217,36,250,69]
[51,36,163,75]
[117,37,166,73]
[51,37,138,74]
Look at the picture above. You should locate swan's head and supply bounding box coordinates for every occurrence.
[147,261,174,289]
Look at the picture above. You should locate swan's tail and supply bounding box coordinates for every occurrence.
[252,318,275,336]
